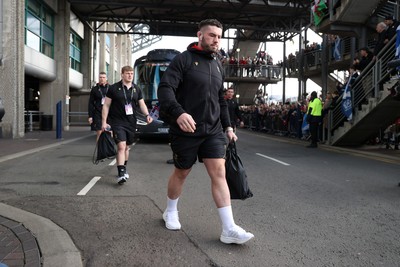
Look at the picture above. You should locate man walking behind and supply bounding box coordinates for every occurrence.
[158,19,254,244]
[225,87,244,130]
[88,72,109,141]
[102,66,152,184]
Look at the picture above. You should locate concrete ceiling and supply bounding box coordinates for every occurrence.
[68,0,311,42]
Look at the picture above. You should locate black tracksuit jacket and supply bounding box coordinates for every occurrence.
[158,43,230,137]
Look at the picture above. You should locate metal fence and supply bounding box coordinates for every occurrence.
[223,64,282,79]
[67,111,88,126]
[24,110,43,132]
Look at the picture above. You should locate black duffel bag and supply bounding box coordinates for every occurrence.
[225,141,253,200]
[92,131,117,164]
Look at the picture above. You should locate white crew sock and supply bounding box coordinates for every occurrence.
[218,206,236,232]
[166,197,179,212]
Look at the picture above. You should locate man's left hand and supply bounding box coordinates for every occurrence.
[226,130,238,142]
[146,115,153,124]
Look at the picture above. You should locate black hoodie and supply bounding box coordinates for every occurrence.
[157,42,230,137]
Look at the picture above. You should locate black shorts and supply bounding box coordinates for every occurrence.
[170,132,227,169]
[111,124,136,145]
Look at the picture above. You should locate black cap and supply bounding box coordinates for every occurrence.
[385,15,394,20]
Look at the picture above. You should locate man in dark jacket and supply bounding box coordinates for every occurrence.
[353,47,374,72]
[384,15,400,44]
[225,87,244,129]
[158,19,254,244]
[374,22,388,57]
[88,72,109,141]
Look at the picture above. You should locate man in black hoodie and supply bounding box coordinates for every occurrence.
[88,72,109,141]
[158,19,254,244]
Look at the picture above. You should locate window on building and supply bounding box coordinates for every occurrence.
[70,30,82,72]
[25,0,54,58]
[106,63,110,76]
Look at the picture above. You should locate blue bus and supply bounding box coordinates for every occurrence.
[133,49,180,138]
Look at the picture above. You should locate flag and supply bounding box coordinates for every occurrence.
[341,79,353,121]
[334,36,341,60]
[312,0,328,26]
[302,114,309,134]
[395,25,400,72]
[396,25,400,58]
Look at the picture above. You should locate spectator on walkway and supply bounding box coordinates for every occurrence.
[374,22,388,57]
[322,92,333,141]
[228,55,237,77]
[384,15,400,44]
[239,56,248,77]
[353,47,374,72]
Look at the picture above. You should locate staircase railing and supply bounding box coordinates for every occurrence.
[329,35,396,140]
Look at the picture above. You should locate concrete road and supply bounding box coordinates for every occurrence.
[0,129,399,267]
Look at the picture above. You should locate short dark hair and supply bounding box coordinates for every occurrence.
[99,71,107,76]
[198,19,223,30]
[311,91,318,98]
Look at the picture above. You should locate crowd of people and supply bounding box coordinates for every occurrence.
[219,50,282,79]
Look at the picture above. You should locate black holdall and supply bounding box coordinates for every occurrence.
[92,131,117,164]
[225,141,253,200]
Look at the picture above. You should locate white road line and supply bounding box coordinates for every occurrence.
[0,134,93,163]
[77,176,101,196]
[256,153,290,166]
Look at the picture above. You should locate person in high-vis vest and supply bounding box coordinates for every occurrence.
[306,91,323,148]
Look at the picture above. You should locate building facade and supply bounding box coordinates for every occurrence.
[0,0,132,138]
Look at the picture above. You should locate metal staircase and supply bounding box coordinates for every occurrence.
[328,38,400,146]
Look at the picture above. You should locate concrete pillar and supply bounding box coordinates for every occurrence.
[126,36,132,67]
[0,0,25,138]
[122,35,129,67]
[116,34,122,74]
[39,0,70,131]
[282,40,286,102]
[98,24,106,74]
[321,34,329,98]
[109,23,116,83]
[81,22,92,90]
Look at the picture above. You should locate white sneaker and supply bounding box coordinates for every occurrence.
[124,173,130,180]
[220,225,254,244]
[116,176,126,185]
[163,210,181,230]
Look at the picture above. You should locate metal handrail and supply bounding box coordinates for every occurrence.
[24,110,43,132]
[223,64,282,80]
[67,111,88,126]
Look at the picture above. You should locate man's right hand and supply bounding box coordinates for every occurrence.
[88,117,93,124]
[101,123,110,131]
[177,113,196,133]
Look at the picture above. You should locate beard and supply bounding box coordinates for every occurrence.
[200,40,218,53]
